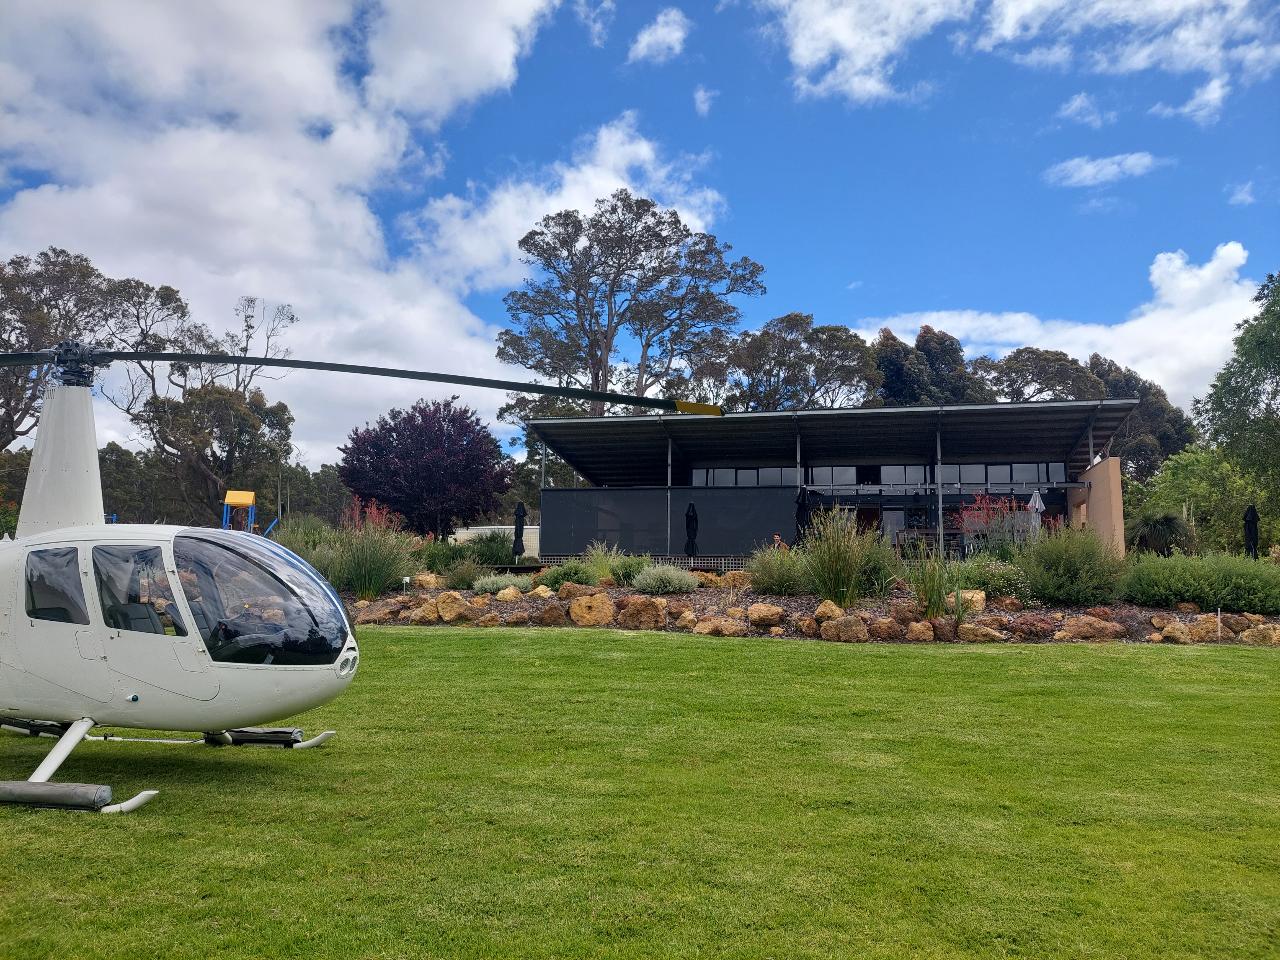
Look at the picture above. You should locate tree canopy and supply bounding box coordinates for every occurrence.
[339,398,511,537]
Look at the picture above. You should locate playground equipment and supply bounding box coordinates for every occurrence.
[221,491,256,532]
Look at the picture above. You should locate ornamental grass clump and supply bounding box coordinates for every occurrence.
[414,539,468,574]
[801,509,900,606]
[1122,552,1280,614]
[582,542,625,582]
[310,498,417,600]
[1016,527,1124,606]
[1127,511,1197,556]
[904,548,950,619]
[631,564,699,595]
[746,545,810,596]
[274,514,338,559]
[465,530,518,566]
[536,559,598,591]
[472,572,533,594]
[608,552,652,587]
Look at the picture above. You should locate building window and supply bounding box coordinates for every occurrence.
[691,469,706,487]
[881,465,905,485]
[1012,463,1039,482]
[711,468,735,486]
[758,467,781,486]
[860,465,882,485]
[832,466,857,487]
[807,466,833,487]
[25,548,91,625]
[904,465,927,485]
[938,464,959,484]
[987,464,1011,484]
[960,463,985,484]
[1048,462,1067,483]
[736,469,758,487]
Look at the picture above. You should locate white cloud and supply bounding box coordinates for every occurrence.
[754,0,1280,113]
[851,241,1257,409]
[693,84,720,115]
[1043,152,1168,187]
[0,2,719,466]
[628,8,693,64]
[411,112,723,292]
[574,0,617,46]
[755,0,974,103]
[1056,91,1115,128]
[1228,180,1256,205]
[1151,75,1231,125]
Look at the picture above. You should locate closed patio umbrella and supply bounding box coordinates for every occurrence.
[512,502,526,559]
[1244,504,1260,560]
[684,503,699,557]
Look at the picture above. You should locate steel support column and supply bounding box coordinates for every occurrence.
[935,428,944,555]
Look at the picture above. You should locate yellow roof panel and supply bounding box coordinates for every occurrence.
[224,490,256,507]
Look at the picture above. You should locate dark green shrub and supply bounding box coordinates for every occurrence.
[536,559,598,591]
[443,558,487,591]
[1127,511,1196,556]
[609,553,652,587]
[952,555,1033,603]
[802,510,900,606]
[1017,527,1124,606]
[631,564,698,595]
[1122,553,1280,614]
[747,546,810,596]
[465,530,517,566]
[415,540,467,574]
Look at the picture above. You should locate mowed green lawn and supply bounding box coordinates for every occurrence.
[2,629,1279,960]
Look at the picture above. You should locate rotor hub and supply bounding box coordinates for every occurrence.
[50,341,111,387]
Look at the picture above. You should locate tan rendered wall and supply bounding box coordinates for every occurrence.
[1067,456,1125,556]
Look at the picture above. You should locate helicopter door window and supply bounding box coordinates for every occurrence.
[92,545,188,637]
[25,548,91,625]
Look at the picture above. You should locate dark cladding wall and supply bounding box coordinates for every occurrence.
[540,487,798,556]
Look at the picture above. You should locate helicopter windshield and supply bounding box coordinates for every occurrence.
[173,531,349,666]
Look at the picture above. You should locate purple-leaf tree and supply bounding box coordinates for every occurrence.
[338,397,512,537]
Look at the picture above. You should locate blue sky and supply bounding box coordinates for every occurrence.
[1,1,1277,462]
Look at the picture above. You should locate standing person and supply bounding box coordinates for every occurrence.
[772,532,789,552]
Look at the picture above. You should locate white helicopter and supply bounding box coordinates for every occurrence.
[0,341,720,813]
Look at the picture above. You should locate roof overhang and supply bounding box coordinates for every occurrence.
[528,399,1139,487]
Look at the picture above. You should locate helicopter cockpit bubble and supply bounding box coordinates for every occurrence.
[173,530,353,668]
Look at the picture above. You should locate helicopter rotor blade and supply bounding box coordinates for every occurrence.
[0,352,52,367]
[99,351,724,416]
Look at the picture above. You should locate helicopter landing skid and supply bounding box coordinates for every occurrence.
[0,718,158,814]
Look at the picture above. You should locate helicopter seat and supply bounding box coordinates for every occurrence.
[105,602,165,635]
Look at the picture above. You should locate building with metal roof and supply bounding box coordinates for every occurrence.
[529,398,1138,565]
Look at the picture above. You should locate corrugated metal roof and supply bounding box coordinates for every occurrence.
[529,398,1139,487]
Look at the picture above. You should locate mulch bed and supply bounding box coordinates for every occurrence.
[349,582,1280,645]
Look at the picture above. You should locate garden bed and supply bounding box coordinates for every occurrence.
[350,577,1280,646]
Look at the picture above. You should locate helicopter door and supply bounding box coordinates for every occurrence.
[92,544,219,701]
[17,547,113,703]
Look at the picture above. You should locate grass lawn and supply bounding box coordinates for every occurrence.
[2,629,1279,959]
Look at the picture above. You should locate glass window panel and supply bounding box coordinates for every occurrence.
[174,533,347,666]
[904,465,926,484]
[881,465,906,485]
[757,467,782,486]
[779,467,798,487]
[93,545,187,636]
[808,466,833,486]
[1038,463,1048,483]
[987,464,1011,484]
[832,466,857,486]
[1048,462,1067,483]
[713,468,736,486]
[691,469,706,487]
[859,465,882,485]
[25,548,90,625]
[960,463,985,484]
[1012,463,1038,482]
[938,464,959,484]
[736,469,758,487]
